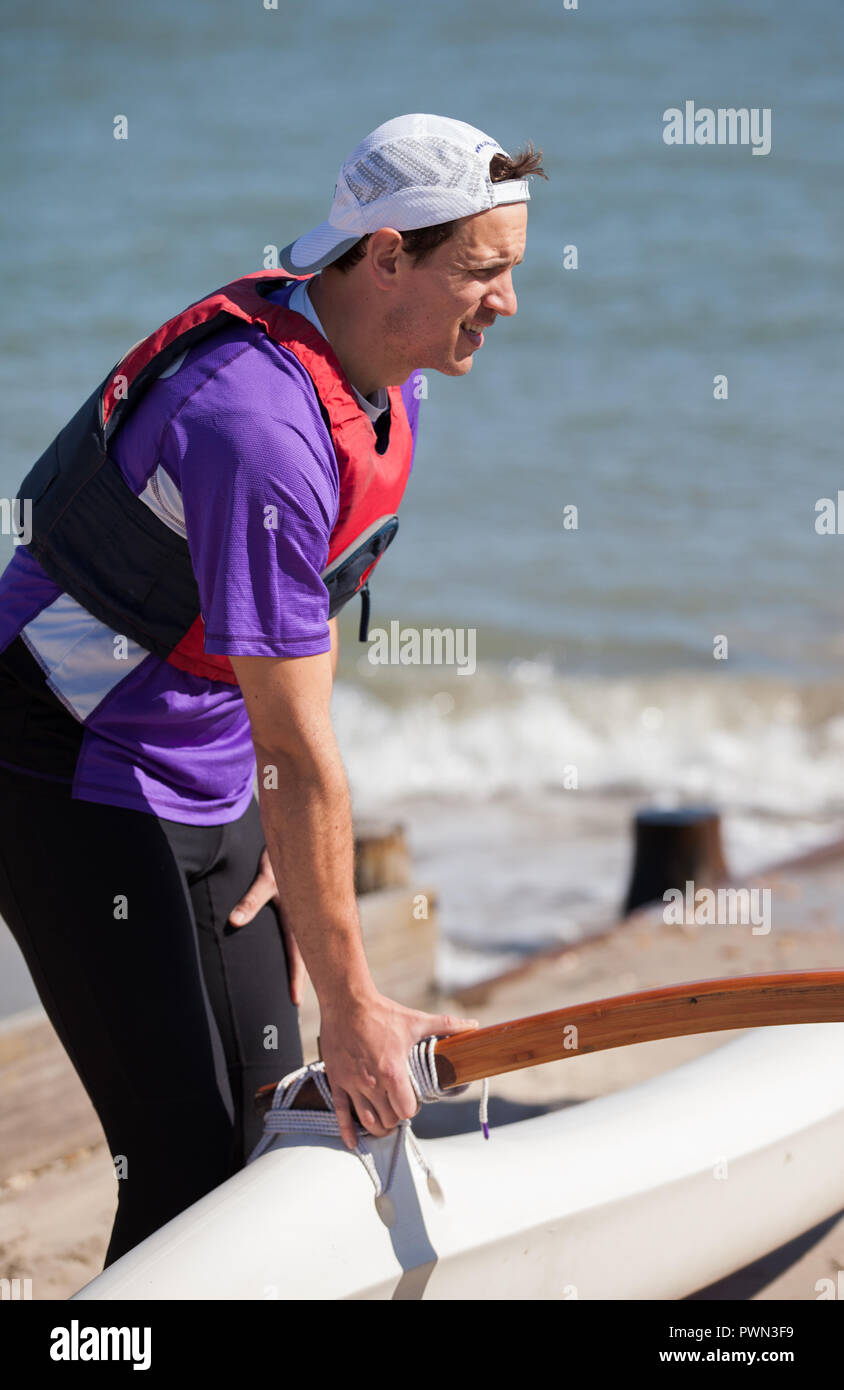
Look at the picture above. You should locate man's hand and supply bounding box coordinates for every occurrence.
[229,848,308,1006]
[228,646,466,1146]
[318,993,479,1150]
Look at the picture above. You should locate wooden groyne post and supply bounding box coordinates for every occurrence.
[623,806,729,916]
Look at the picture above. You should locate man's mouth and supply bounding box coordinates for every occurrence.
[460,321,486,348]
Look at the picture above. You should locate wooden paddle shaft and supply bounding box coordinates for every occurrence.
[431,969,844,1088]
[253,969,844,1114]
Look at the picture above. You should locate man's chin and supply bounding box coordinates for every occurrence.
[416,348,475,378]
[441,352,475,377]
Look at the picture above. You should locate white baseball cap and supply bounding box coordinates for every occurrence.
[279,113,531,275]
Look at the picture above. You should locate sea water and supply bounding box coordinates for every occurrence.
[1,0,843,994]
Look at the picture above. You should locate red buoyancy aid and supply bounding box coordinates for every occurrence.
[18,272,415,686]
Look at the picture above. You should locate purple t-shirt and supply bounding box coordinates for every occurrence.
[0,282,420,823]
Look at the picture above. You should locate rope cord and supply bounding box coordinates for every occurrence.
[252,1043,491,1216]
[254,1060,444,1206]
[407,1035,490,1140]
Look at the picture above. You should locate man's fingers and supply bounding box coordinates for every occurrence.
[368,1090,404,1134]
[229,900,255,926]
[332,1087,358,1151]
[355,1105,397,1139]
[229,872,276,926]
[386,1071,421,1124]
[427,1014,480,1037]
[354,1098,387,1136]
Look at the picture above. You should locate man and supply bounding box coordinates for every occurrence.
[0,114,545,1264]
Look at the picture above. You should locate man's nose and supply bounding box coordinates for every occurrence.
[484,271,518,318]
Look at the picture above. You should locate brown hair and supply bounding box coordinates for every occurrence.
[329,142,547,273]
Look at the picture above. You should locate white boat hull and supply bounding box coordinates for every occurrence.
[74,1023,844,1300]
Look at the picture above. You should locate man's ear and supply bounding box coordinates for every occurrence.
[367,227,405,288]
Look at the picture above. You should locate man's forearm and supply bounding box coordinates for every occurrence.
[229,607,476,1148]
[254,738,373,1009]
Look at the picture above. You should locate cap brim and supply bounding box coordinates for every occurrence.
[279,221,363,274]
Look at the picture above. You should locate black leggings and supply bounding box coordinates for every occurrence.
[0,765,302,1266]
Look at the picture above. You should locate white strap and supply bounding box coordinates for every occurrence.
[255,1047,492,1219]
[257,1062,430,1201]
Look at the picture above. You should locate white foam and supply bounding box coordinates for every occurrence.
[335,662,844,818]
[333,663,844,985]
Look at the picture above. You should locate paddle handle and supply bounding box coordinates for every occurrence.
[431,969,844,1087]
[253,969,844,1114]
